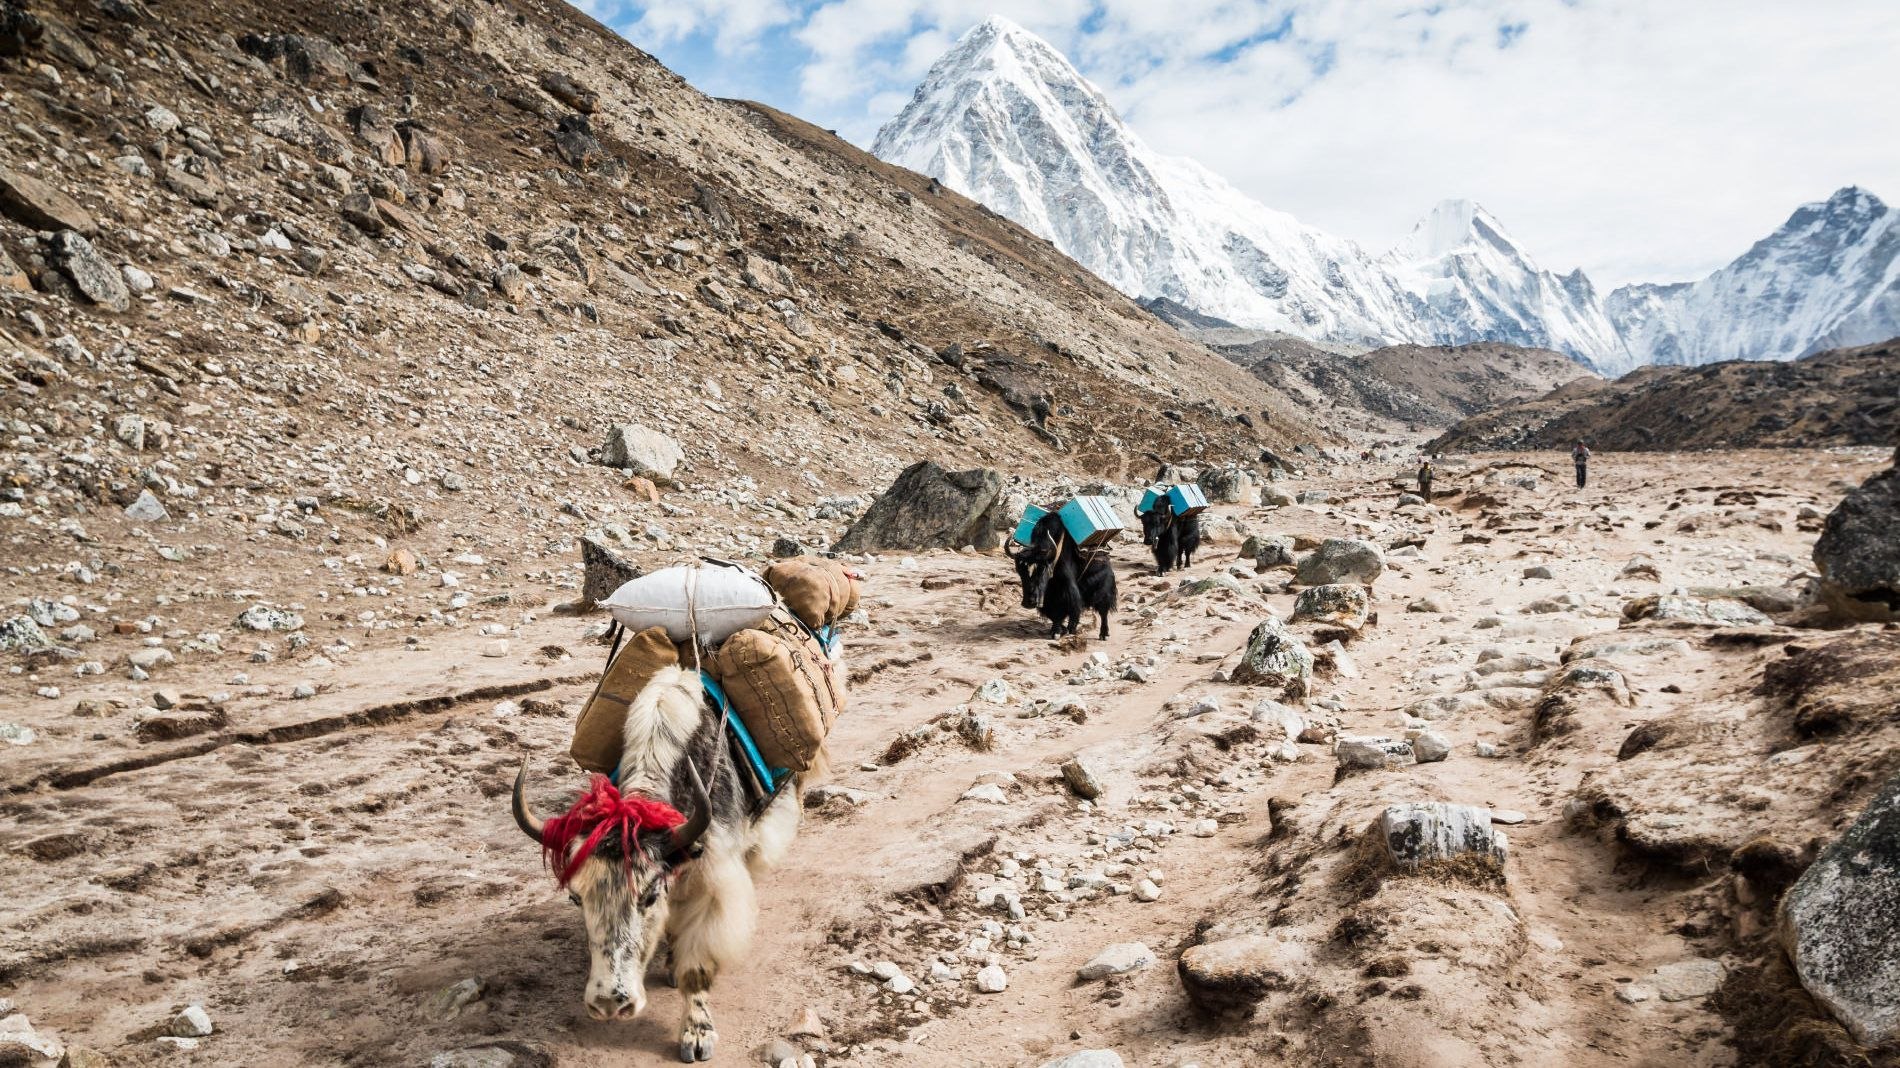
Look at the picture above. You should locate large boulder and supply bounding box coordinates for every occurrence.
[1620,594,1772,627]
[1812,450,1900,622]
[1228,616,1313,699]
[833,461,1006,553]
[1198,465,1255,505]
[1370,802,1508,876]
[1291,583,1370,631]
[1779,768,1900,1047]
[600,423,683,480]
[1295,538,1385,586]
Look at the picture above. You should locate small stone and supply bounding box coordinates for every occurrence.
[1615,984,1656,1004]
[1190,818,1219,838]
[1411,730,1452,763]
[1060,757,1105,800]
[1077,942,1155,981]
[1650,959,1726,1002]
[959,783,1007,804]
[975,964,1008,993]
[1133,878,1161,902]
[124,490,169,522]
[237,605,303,632]
[429,978,485,1021]
[291,683,317,700]
[171,1004,213,1037]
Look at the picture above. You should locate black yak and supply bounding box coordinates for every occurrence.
[1008,511,1116,639]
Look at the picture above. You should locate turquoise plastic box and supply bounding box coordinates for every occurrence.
[1058,496,1127,548]
[1013,504,1049,545]
[1167,484,1209,517]
[1137,488,1162,515]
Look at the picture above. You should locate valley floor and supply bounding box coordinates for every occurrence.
[1,448,1890,1067]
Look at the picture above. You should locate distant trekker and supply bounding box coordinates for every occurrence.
[1417,457,1434,499]
[1572,442,1592,488]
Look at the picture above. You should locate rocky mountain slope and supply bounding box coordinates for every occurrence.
[874,19,1898,375]
[0,0,1317,593]
[1429,339,1900,452]
[1215,336,1597,435]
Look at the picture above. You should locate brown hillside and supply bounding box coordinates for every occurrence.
[1430,339,1900,452]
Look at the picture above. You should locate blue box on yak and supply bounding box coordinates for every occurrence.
[1058,496,1127,549]
[1013,504,1049,546]
[1137,488,1162,515]
[1167,484,1209,517]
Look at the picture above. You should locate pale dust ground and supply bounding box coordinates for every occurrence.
[0,448,1884,1067]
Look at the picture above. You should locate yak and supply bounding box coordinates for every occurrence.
[1007,511,1116,639]
[1140,498,1202,576]
[513,666,803,1061]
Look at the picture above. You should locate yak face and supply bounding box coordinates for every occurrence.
[566,837,675,1020]
[1139,508,1161,546]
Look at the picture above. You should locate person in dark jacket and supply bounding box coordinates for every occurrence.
[1417,457,1435,499]
[1572,442,1592,488]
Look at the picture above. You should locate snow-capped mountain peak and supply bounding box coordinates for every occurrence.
[876,21,1895,375]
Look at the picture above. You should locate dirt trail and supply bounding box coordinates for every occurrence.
[0,448,1885,1067]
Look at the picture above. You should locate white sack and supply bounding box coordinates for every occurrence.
[601,564,775,645]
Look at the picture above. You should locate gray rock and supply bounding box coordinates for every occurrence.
[1335,735,1412,770]
[127,647,175,671]
[1812,449,1900,622]
[1252,534,1296,570]
[1371,802,1508,874]
[600,423,684,480]
[429,977,485,1021]
[1177,934,1308,1016]
[1198,465,1253,504]
[1039,1053,1124,1068]
[974,964,1008,993]
[0,615,53,653]
[580,536,641,609]
[1060,756,1105,800]
[124,489,168,521]
[51,231,130,311]
[237,605,304,632]
[171,1004,213,1037]
[1228,616,1313,697]
[1621,594,1771,627]
[1523,564,1554,580]
[1077,942,1155,981]
[1296,538,1385,586]
[1291,583,1370,630]
[1780,766,1900,1045]
[833,460,1008,553]
[0,164,97,233]
[0,1012,63,1063]
[1650,958,1727,1002]
[1411,730,1452,763]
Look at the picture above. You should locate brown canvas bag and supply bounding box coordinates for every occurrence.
[569,625,681,774]
[704,608,843,772]
[762,558,860,630]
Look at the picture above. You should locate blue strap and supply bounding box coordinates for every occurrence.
[700,674,790,793]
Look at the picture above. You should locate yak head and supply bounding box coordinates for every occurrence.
[512,747,710,1020]
[1007,515,1067,610]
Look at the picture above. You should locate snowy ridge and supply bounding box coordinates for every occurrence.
[1606,188,1900,371]
[875,18,1899,374]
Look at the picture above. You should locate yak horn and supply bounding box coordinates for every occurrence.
[667,757,713,864]
[1003,539,1019,558]
[511,761,546,844]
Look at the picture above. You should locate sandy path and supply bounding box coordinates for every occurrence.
[0,448,1882,1067]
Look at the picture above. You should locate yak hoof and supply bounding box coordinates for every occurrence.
[679,1026,716,1062]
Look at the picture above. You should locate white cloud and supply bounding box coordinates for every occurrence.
[617,0,798,54]
[626,0,1900,286]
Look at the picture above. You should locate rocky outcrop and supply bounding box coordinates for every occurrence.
[833,461,1006,553]
[580,537,641,610]
[1812,449,1900,622]
[1779,767,1900,1047]
[1290,583,1370,631]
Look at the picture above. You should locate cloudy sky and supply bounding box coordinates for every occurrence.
[582,0,1899,287]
